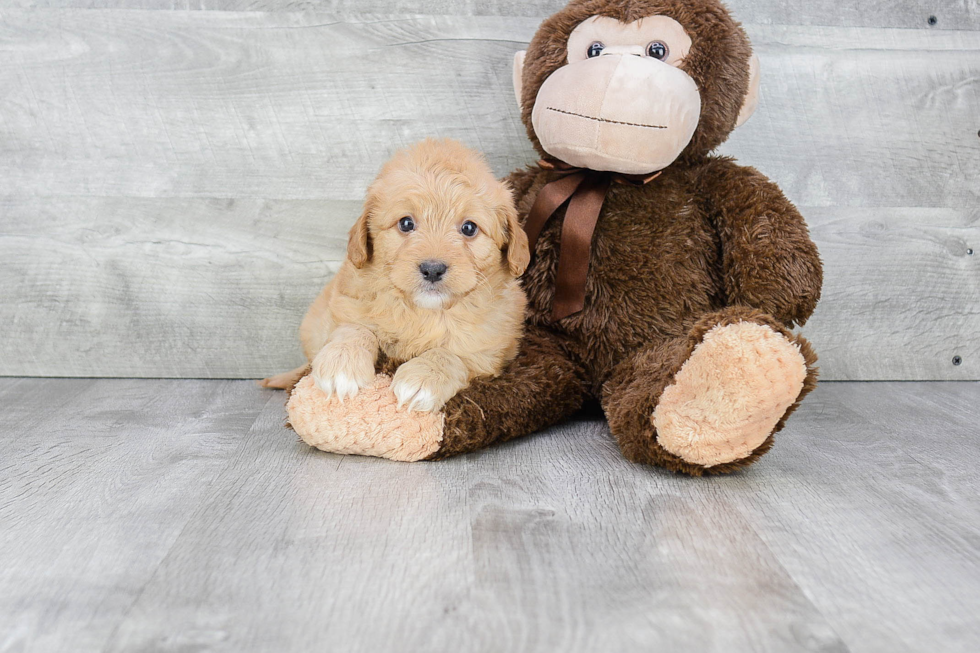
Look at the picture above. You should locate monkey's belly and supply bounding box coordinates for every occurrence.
[529,248,721,334]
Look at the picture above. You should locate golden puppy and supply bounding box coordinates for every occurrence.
[263,139,529,412]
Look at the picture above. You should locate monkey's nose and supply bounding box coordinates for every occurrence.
[419,260,448,282]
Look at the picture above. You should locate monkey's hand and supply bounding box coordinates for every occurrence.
[699,158,823,328]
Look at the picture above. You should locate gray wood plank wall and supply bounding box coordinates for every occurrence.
[0,2,977,380]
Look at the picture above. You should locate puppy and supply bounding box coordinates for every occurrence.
[263,139,529,412]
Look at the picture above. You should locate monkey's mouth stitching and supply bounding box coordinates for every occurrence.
[546,107,667,129]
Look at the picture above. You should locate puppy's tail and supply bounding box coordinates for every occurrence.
[259,365,309,393]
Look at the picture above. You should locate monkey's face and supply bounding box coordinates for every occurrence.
[514,3,760,175]
[533,16,699,174]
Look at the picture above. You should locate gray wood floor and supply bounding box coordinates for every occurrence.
[1,378,979,652]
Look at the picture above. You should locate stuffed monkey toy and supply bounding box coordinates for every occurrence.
[287,0,822,475]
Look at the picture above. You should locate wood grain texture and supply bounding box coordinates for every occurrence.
[717,381,980,653]
[0,196,348,378]
[1,14,979,206]
[1,1,978,31]
[0,12,539,200]
[0,378,271,653]
[1,11,978,379]
[2,378,979,651]
[2,198,976,380]
[803,207,979,381]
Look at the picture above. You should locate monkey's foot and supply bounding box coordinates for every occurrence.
[652,322,807,467]
[287,374,444,462]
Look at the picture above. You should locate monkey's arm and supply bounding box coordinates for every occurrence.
[698,157,823,327]
[286,325,588,463]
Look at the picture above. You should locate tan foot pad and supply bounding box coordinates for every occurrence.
[653,322,807,467]
[287,374,444,462]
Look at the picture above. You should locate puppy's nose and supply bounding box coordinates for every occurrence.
[419,260,448,282]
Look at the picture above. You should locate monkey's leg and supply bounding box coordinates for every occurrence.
[601,307,818,475]
[429,326,588,458]
[287,326,588,462]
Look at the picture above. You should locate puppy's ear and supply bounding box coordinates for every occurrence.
[500,188,530,277]
[347,200,373,268]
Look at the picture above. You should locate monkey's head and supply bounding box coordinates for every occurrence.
[513,0,760,175]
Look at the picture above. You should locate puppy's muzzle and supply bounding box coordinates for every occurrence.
[419,260,448,284]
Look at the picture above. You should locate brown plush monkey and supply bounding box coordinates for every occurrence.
[287,0,822,475]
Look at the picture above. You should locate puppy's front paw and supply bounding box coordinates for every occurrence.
[311,342,375,401]
[391,358,456,413]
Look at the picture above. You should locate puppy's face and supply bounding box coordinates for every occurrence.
[348,140,529,310]
[374,179,503,310]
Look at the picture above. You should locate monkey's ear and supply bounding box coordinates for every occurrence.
[512,50,526,108]
[735,53,761,128]
[347,201,373,268]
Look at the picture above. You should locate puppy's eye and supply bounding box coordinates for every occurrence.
[397,216,415,233]
[646,41,669,60]
[460,221,479,238]
[587,41,604,58]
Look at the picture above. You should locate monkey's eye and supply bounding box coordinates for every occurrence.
[646,41,669,60]
[587,41,605,58]
[397,216,415,233]
[460,220,479,238]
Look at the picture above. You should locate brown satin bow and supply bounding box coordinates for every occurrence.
[524,160,662,320]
